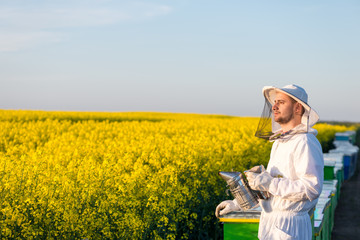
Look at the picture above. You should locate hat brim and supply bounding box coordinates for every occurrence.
[263,86,309,111]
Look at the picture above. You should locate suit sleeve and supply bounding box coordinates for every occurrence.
[268,136,324,201]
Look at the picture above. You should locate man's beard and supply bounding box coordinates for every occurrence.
[274,112,294,124]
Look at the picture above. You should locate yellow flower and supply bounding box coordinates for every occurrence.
[0,109,356,239]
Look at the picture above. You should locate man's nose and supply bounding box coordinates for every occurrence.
[272,103,278,111]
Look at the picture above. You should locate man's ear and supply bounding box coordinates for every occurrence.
[295,102,304,115]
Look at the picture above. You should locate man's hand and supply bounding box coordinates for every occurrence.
[215,200,241,218]
[245,171,273,192]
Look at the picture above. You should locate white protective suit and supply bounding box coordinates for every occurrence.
[258,125,324,240]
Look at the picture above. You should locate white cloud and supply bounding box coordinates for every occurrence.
[139,4,173,17]
[0,1,173,52]
[0,31,65,52]
[0,8,130,30]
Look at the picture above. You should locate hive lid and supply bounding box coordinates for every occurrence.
[324,160,336,167]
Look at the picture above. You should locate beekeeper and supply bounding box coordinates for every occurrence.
[216,84,324,240]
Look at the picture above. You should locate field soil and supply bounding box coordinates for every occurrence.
[331,156,360,239]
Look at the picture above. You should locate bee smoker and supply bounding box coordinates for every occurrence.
[219,171,268,211]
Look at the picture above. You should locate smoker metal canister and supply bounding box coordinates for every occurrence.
[219,171,266,211]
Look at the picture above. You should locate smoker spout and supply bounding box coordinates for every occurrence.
[218,171,241,182]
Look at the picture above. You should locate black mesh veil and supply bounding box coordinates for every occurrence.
[255,99,273,139]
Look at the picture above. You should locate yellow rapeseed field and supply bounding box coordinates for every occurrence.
[0,110,354,239]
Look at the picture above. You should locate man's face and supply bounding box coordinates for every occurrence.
[272,92,295,124]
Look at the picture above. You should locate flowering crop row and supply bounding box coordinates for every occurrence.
[0,110,354,239]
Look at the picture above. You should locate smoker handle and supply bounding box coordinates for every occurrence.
[225,189,231,196]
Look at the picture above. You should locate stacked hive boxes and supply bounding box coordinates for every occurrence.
[220,130,358,240]
[314,131,358,240]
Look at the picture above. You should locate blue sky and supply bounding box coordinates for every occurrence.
[1,0,359,122]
